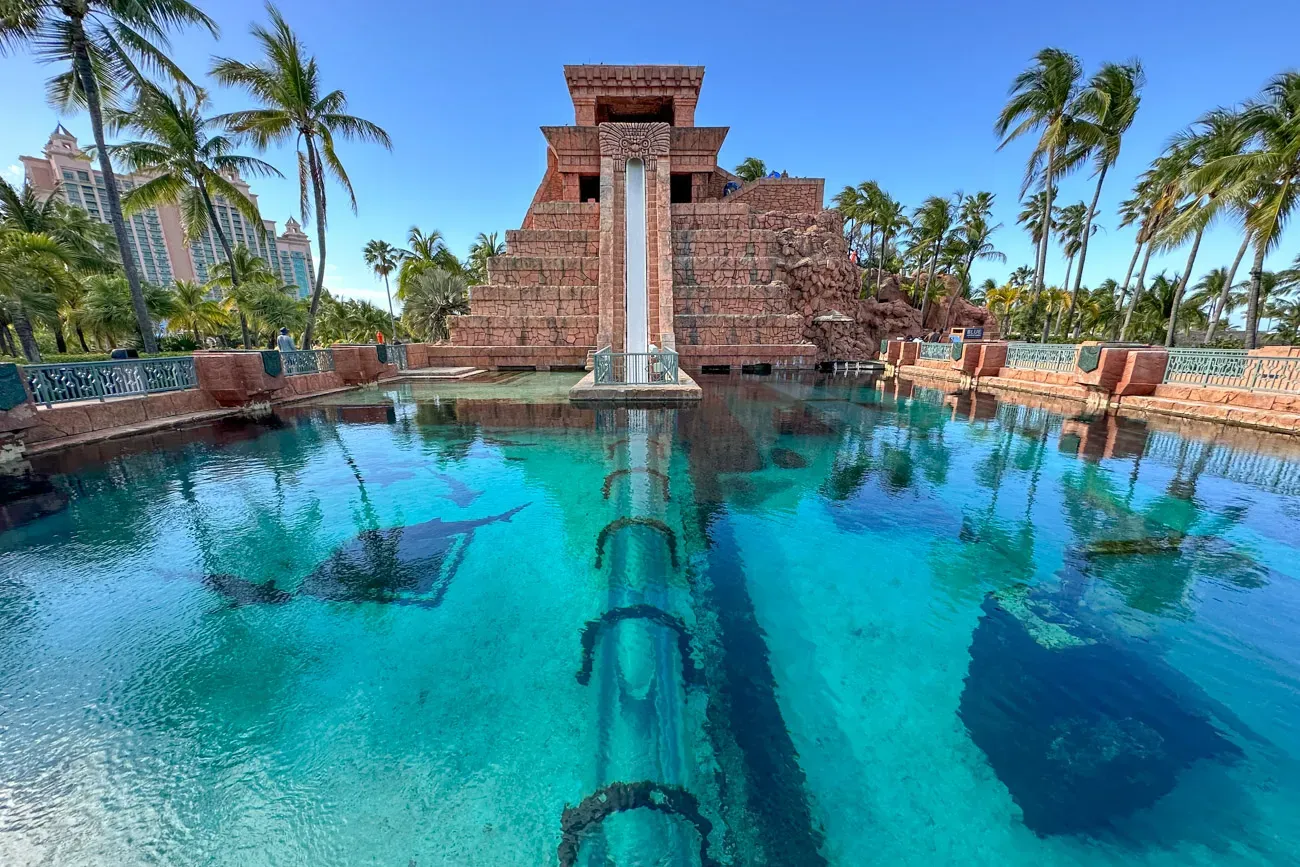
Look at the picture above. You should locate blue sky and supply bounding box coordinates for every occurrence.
[2,0,1298,311]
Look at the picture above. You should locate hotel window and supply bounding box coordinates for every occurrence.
[62,170,75,181]
[77,170,90,182]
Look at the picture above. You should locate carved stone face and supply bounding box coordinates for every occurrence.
[598,122,671,168]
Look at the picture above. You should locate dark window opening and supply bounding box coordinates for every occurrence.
[579,175,600,203]
[596,97,675,125]
[670,174,693,204]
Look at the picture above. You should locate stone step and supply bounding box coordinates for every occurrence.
[526,202,600,230]
[671,229,780,257]
[673,313,805,346]
[450,314,598,347]
[506,229,599,257]
[468,284,598,317]
[672,256,784,286]
[486,256,599,286]
[672,283,793,315]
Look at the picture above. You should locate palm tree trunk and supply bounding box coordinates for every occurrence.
[1165,226,1205,347]
[301,137,329,349]
[1206,233,1250,343]
[13,309,41,363]
[198,182,251,349]
[1065,165,1107,337]
[1057,252,1075,337]
[53,322,68,354]
[875,229,889,297]
[919,242,941,328]
[382,272,397,341]
[69,17,156,354]
[0,322,15,356]
[1111,239,1143,337]
[1245,243,1267,349]
[1120,241,1155,341]
[76,326,89,352]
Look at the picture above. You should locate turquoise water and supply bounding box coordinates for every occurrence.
[2,372,1299,866]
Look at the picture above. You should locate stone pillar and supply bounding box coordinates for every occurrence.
[597,123,672,353]
[0,362,37,465]
[972,342,1008,378]
[885,339,903,365]
[331,344,393,384]
[897,342,919,366]
[194,350,286,407]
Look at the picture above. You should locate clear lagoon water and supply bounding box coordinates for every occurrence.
[2,371,1299,866]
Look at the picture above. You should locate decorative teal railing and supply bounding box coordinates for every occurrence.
[1162,348,1249,388]
[1163,348,1300,393]
[24,356,197,406]
[281,349,335,376]
[389,344,409,370]
[918,342,950,361]
[1005,343,1079,373]
[593,346,680,385]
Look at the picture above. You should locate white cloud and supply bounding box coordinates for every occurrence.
[5,165,21,179]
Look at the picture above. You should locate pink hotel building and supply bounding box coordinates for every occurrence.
[21,125,315,298]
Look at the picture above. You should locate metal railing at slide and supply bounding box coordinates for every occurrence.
[1162,348,1300,394]
[593,347,681,385]
[281,349,335,376]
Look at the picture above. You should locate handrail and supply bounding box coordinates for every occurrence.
[281,348,335,376]
[1164,348,1300,393]
[23,356,197,406]
[1005,343,1078,373]
[918,341,950,361]
[593,346,680,385]
[388,343,409,370]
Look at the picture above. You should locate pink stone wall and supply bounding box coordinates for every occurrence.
[723,177,825,213]
[22,388,220,444]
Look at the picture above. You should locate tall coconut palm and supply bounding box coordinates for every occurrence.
[1119,151,1187,340]
[73,271,175,349]
[1159,109,1250,346]
[100,82,281,342]
[168,279,227,344]
[1064,61,1144,334]
[1194,73,1300,348]
[734,157,767,182]
[212,2,392,349]
[912,195,956,327]
[873,196,907,297]
[956,191,1005,291]
[996,48,1085,318]
[0,0,217,353]
[362,238,401,340]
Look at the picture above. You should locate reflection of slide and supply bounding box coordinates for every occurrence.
[576,604,701,686]
[602,467,671,501]
[594,516,678,569]
[557,781,718,867]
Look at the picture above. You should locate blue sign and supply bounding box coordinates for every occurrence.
[963,327,985,340]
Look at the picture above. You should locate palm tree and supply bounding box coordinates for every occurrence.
[956,191,1005,291]
[362,238,401,340]
[0,177,119,351]
[168,279,227,345]
[466,231,504,285]
[207,244,277,348]
[101,81,282,338]
[734,158,767,182]
[73,272,174,349]
[873,196,907,296]
[316,292,392,343]
[1119,152,1187,339]
[397,226,462,296]
[1064,61,1144,334]
[911,195,956,327]
[402,269,469,342]
[0,231,74,361]
[0,0,217,353]
[212,2,392,349]
[1193,73,1300,348]
[1158,109,1250,346]
[996,48,1085,317]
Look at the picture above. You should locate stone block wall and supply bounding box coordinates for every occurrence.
[724,177,825,213]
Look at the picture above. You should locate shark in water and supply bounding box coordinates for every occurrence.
[205,504,529,609]
[429,471,484,508]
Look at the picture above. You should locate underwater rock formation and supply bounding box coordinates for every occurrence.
[0,470,68,531]
[557,781,718,867]
[205,504,529,608]
[959,590,1242,836]
[770,447,808,469]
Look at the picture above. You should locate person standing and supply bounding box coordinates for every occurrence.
[277,327,296,353]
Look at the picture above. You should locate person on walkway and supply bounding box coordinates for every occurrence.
[277,327,296,353]
[375,330,385,345]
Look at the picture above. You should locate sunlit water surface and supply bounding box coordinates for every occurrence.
[2,372,1299,866]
